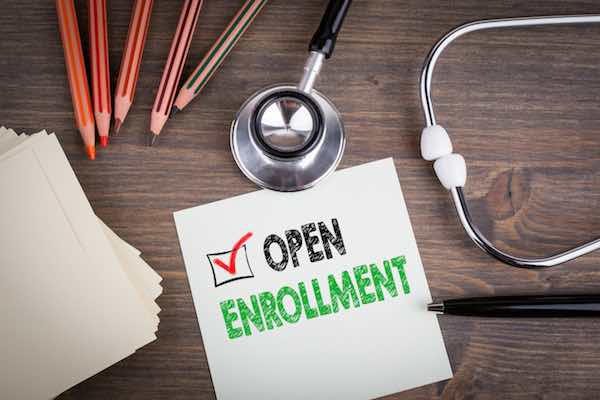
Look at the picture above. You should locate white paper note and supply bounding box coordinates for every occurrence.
[174,158,452,400]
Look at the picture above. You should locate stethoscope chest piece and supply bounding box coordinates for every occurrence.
[230,85,345,192]
[230,0,352,192]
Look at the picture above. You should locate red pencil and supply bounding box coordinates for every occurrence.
[89,0,111,147]
[114,0,154,134]
[56,0,96,160]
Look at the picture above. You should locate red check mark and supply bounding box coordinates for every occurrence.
[213,232,253,275]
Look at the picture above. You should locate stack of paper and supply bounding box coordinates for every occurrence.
[0,128,162,399]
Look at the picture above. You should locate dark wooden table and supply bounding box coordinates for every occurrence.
[1,0,599,398]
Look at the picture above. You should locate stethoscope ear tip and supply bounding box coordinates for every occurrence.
[421,125,452,161]
[433,154,467,190]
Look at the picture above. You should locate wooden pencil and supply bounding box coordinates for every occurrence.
[89,0,111,147]
[56,0,96,160]
[174,0,267,113]
[114,0,154,134]
[148,0,203,146]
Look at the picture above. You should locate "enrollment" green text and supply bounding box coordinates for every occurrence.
[220,256,410,339]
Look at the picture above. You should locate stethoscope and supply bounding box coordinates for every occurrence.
[420,15,600,268]
[231,0,351,192]
[230,10,600,269]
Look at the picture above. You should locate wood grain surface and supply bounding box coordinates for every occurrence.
[0,0,598,399]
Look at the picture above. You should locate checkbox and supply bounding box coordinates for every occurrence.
[207,237,254,287]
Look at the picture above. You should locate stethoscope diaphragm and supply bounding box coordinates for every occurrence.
[252,90,323,158]
[230,85,345,192]
[230,0,352,192]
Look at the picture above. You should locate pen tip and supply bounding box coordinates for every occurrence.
[113,119,122,135]
[147,132,159,147]
[427,303,444,313]
[170,106,180,119]
[85,145,96,160]
[99,136,109,148]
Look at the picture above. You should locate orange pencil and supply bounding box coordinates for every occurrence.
[56,0,96,160]
[89,0,111,147]
[114,0,154,134]
[148,0,203,146]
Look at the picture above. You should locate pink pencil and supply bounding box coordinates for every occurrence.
[114,0,154,134]
[148,0,203,146]
[89,0,111,147]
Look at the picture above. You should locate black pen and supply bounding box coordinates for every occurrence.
[428,295,600,317]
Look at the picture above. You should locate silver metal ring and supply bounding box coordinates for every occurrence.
[231,85,345,192]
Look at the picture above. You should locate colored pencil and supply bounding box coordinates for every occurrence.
[89,0,111,147]
[148,0,203,146]
[174,0,267,114]
[56,0,96,160]
[114,0,154,134]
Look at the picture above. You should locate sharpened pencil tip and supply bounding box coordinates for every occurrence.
[99,136,109,148]
[147,132,159,147]
[113,119,122,135]
[170,106,180,119]
[85,145,96,160]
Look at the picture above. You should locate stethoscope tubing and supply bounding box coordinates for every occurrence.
[452,187,600,268]
[420,15,600,268]
[421,14,600,127]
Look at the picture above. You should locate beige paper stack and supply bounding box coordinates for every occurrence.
[0,128,162,399]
